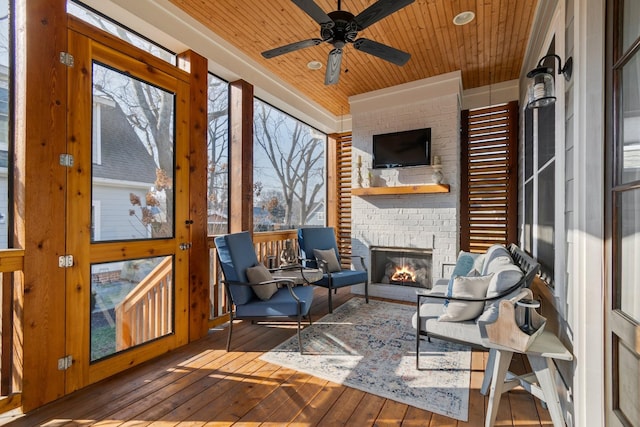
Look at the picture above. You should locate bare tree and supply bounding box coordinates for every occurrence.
[93,66,175,238]
[254,102,324,228]
[73,5,177,238]
[207,75,229,234]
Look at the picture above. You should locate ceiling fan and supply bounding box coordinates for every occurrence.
[261,0,414,85]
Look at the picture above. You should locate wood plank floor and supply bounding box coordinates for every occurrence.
[0,289,552,426]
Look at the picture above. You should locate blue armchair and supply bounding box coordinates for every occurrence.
[298,227,368,313]
[214,231,314,353]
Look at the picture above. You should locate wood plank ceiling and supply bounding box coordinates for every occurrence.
[169,0,538,116]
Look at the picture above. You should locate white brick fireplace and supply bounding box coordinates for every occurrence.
[348,72,462,302]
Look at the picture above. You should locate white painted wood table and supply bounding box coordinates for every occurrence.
[483,330,573,427]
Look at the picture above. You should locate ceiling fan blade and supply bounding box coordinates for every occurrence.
[324,48,343,85]
[262,38,323,59]
[354,0,415,30]
[292,0,334,28]
[353,38,410,66]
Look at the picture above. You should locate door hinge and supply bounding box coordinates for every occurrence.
[58,255,74,268]
[57,355,73,370]
[59,52,74,67]
[59,154,74,167]
[179,242,192,251]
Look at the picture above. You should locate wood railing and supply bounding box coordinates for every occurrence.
[115,256,173,351]
[0,249,24,414]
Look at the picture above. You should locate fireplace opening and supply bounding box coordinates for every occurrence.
[370,247,432,289]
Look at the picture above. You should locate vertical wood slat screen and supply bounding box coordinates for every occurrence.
[460,101,519,253]
[334,132,353,266]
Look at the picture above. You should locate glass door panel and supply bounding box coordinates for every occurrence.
[90,255,173,362]
[607,1,640,424]
[616,189,640,322]
[92,62,175,242]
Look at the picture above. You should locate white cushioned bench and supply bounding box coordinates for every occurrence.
[412,243,540,375]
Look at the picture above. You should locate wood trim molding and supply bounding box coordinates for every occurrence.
[351,184,450,196]
[177,50,210,341]
[229,80,254,233]
[15,0,68,411]
[326,134,338,230]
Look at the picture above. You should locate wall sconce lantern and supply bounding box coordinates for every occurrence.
[526,54,573,109]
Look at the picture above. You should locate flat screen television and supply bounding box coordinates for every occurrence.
[372,128,431,169]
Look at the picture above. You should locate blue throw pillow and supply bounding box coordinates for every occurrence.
[444,251,482,307]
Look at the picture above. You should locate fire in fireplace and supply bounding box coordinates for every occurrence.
[370,247,432,289]
[391,265,417,284]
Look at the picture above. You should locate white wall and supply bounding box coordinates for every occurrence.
[348,73,462,300]
[519,0,607,425]
[93,180,152,241]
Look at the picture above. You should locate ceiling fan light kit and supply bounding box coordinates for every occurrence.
[262,0,415,85]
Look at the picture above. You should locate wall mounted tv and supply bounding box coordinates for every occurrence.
[372,128,431,169]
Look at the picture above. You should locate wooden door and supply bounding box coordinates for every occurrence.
[605,1,640,425]
[64,24,191,391]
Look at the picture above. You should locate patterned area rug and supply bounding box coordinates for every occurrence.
[260,298,471,421]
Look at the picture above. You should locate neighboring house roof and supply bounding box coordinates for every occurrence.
[307,201,324,217]
[93,102,158,183]
[208,213,227,223]
[253,206,273,225]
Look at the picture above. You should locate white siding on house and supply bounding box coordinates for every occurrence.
[93,180,153,241]
[0,171,7,248]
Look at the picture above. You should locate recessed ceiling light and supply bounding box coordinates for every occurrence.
[453,11,475,26]
[307,61,323,70]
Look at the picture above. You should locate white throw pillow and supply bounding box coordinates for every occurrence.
[246,264,278,301]
[438,273,494,322]
[313,248,341,273]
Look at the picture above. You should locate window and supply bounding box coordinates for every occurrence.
[207,73,229,235]
[0,0,10,249]
[522,35,565,288]
[67,1,175,64]
[91,61,175,242]
[253,99,326,231]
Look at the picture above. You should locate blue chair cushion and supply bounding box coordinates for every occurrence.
[235,285,314,317]
[314,270,368,288]
[214,232,259,305]
[298,227,341,268]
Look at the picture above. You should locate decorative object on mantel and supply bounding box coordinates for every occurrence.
[484,288,546,352]
[432,155,444,184]
[356,155,363,188]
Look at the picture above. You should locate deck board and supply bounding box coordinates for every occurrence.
[2,289,550,427]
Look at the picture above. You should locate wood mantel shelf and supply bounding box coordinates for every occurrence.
[351,184,450,196]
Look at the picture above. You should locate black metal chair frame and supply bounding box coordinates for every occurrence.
[415,244,540,368]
